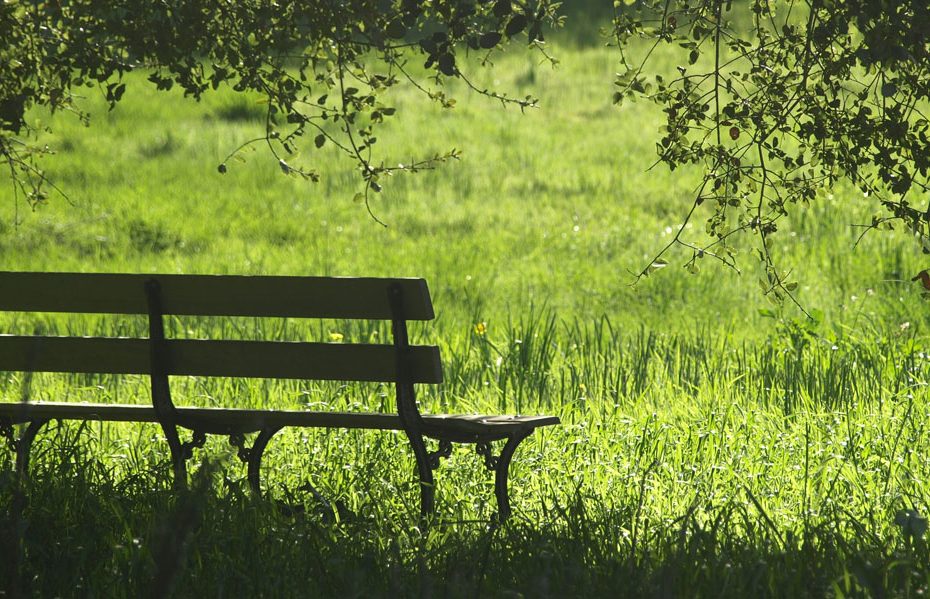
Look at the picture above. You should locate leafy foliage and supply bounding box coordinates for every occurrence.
[6,1,930,294]
[614,0,930,300]
[0,0,556,210]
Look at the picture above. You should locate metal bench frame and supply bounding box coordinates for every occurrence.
[0,272,559,520]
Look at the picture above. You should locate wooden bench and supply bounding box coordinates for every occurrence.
[0,272,559,519]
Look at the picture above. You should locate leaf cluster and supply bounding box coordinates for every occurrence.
[614,0,930,301]
[0,0,557,211]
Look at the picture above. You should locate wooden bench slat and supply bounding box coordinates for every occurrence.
[0,335,443,383]
[0,272,434,320]
[0,402,560,437]
[422,414,562,429]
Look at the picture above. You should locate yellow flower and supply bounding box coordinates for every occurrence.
[473,322,487,336]
[329,332,344,342]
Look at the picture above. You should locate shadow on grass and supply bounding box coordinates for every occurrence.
[2,448,928,599]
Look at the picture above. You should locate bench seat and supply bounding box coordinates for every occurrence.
[0,402,559,441]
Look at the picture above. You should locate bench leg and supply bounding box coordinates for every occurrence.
[477,428,532,522]
[228,426,283,497]
[15,419,49,478]
[247,426,281,495]
[158,420,188,483]
[1,417,50,479]
[174,429,208,484]
[403,430,436,519]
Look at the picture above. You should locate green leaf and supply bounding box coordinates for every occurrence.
[479,32,502,49]
[645,259,668,276]
[493,0,511,18]
[438,53,456,76]
[505,15,527,37]
[385,20,406,39]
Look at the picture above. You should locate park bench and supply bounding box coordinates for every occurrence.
[0,272,559,520]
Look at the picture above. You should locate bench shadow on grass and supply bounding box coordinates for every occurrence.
[2,436,928,599]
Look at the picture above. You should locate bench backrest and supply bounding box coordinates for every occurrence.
[0,272,443,385]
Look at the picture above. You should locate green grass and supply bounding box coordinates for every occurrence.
[3,38,930,597]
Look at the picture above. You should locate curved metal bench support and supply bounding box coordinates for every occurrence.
[1,416,50,478]
[229,426,283,496]
[247,426,282,495]
[407,431,436,518]
[428,440,453,470]
[146,278,188,486]
[389,282,439,520]
[16,418,49,477]
[477,428,533,521]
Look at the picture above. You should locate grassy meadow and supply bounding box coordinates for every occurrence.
[3,33,930,597]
